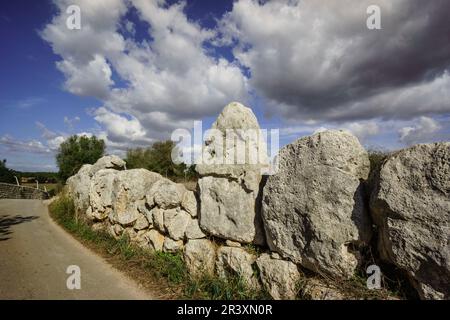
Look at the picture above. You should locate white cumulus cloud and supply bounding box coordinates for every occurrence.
[41,0,248,153]
[398,117,442,146]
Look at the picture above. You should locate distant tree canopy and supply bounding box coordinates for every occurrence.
[17,172,58,183]
[0,159,16,184]
[0,158,58,184]
[56,135,105,181]
[125,140,197,181]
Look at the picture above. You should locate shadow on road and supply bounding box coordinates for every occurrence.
[0,215,39,241]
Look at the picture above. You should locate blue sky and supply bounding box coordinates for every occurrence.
[0,0,100,171]
[1,0,449,171]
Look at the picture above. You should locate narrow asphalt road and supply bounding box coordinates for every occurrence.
[0,199,153,299]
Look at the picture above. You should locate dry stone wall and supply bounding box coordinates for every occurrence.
[0,183,48,200]
[66,102,449,300]
[68,164,204,256]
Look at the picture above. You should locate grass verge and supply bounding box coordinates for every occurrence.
[48,194,268,299]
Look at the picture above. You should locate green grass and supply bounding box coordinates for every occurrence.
[48,194,267,299]
[186,274,269,300]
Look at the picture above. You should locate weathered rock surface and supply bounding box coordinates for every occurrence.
[181,191,197,217]
[196,102,268,244]
[110,169,161,226]
[67,164,93,214]
[110,223,124,239]
[256,253,300,300]
[90,155,126,175]
[67,155,126,214]
[184,239,216,277]
[133,214,149,231]
[164,208,190,241]
[198,176,264,244]
[216,246,259,289]
[124,228,138,240]
[113,169,162,203]
[150,207,165,233]
[185,217,206,239]
[134,230,150,248]
[147,229,165,252]
[262,130,372,279]
[370,143,450,300]
[196,102,269,178]
[163,237,184,253]
[88,169,118,221]
[150,179,185,209]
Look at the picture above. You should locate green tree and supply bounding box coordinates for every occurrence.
[125,140,197,180]
[0,158,16,184]
[56,135,105,181]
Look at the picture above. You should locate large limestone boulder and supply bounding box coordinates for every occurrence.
[196,102,269,244]
[262,130,372,279]
[198,177,263,243]
[184,239,216,277]
[256,253,300,300]
[370,143,450,300]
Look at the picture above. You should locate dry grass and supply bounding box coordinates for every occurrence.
[182,180,198,191]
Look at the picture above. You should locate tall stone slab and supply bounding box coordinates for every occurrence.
[196,102,269,244]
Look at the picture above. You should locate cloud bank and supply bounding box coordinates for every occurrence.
[37,0,449,154]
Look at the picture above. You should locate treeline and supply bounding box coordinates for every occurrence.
[0,159,58,184]
[55,136,196,182]
[17,172,58,183]
[125,140,198,181]
[0,159,15,183]
[2,136,196,185]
